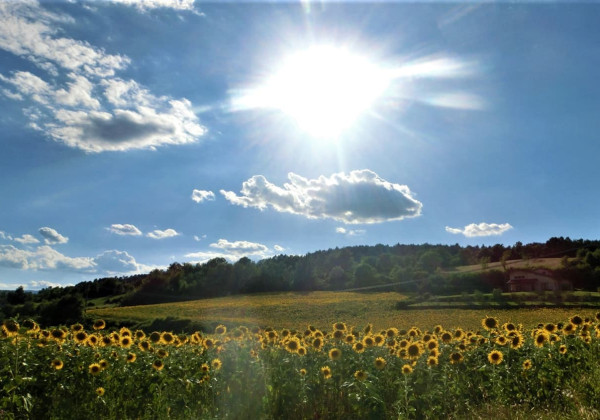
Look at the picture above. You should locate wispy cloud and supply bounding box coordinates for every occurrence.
[221,169,422,224]
[191,189,215,203]
[0,1,206,152]
[335,227,366,236]
[108,224,143,236]
[147,229,179,239]
[445,223,513,238]
[39,227,68,244]
[13,234,40,245]
[109,0,196,11]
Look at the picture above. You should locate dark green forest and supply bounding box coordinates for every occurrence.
[3,237,600,326]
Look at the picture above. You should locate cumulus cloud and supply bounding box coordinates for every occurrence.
[191,189,215,203]
[0,244,146,275]
[0,1,206,152]
[39,227,68,244]
[146,229,179,239]
[221,170,422,224]
[28,280,68,289]
[185,238,272,263]
[108,224,142,236]
[13,234,40,245]
[274,245,285,252]
[445,223,513,238]
[94,250,139,274]
[109,0,196,11]
[335,227,366,236]
[0,245,95,271]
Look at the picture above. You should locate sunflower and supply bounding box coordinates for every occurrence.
[51,328,67,341]
[427,356,439,367]
[285,338,301,353]
[161,332,175,345]
[402,364,413,375]
[211,359,222,370]
[73,331,88,344]
[503,322,517,332]
[570,315,584,326]
[534,332,549,348]
[328,348,342,361]
[487,350,503,365]
[406,343,422,360]
[101,336,113,347]
[386,328,398,338]
[203,338,215,349]
[99,359,109,370]
[215,325,227,335]
[363,336,375,347]
[440,332,453,344]
[312,337,323,351]
[559,345,567,354]
[92,320,106,330]
[138,340,151,352]
[333,322,347,331]
[89,363,102,375]
[148,332,161,343]
[449,352,464,364]
[543,323,556,333]
[522,359,532,370]
[96,387,105,397]
[510,334,524,350]
[363,324,373,335]
[354,370,368,381]
[120,336,133,348]
[135,330,146,340]
[563,323,576,335]
[22,319,38,332]
[374,357,387,370]
[482,316,499,331]
[87,335,99,347]
[152,360,164,371]
[50,359,64,370]
[321,366,332,379]
[495,336,508,346]
[297,346,307,356]
[353,342,365,354]
[70,323,84,332]
[126,352,137,363]
[299,368,307,376]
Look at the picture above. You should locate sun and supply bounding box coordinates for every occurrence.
[234,45,390,139]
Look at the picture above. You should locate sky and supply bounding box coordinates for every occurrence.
[1,0,600,290]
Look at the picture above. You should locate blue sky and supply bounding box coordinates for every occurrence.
[1,0,599,289]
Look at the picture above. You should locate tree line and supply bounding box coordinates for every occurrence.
[2,237,600,325]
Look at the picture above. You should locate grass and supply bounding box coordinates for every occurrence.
[87,291,600,332]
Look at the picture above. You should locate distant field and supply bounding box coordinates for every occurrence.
[87,290,599,332]
[451,257,564,273]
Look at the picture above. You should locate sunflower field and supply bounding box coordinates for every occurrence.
[2,314,600,419]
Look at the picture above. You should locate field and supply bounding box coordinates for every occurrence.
[88,291,600,332]
[2,312,600,419]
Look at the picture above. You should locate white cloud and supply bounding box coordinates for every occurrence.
[210,239,269,256]
[193,235,206,242]
[335,227,365,236]
[445,223,513,238]
[28,280,68,290]
[191,189,216,203]
[146,229,179,239]
[0,245,95,271]
[39,227,68,244]
[221,169,422,224]
[0,1,206,152]
[94,250,139,274]
[108,224,142,236]
[13,234,40,245]
[274,245,285,252]
[0,231,12,241]
[110,0,195,11]
[0,2,129,77]
[185,238,272,263]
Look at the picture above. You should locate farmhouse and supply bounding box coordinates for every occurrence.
[507,268,572,292]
